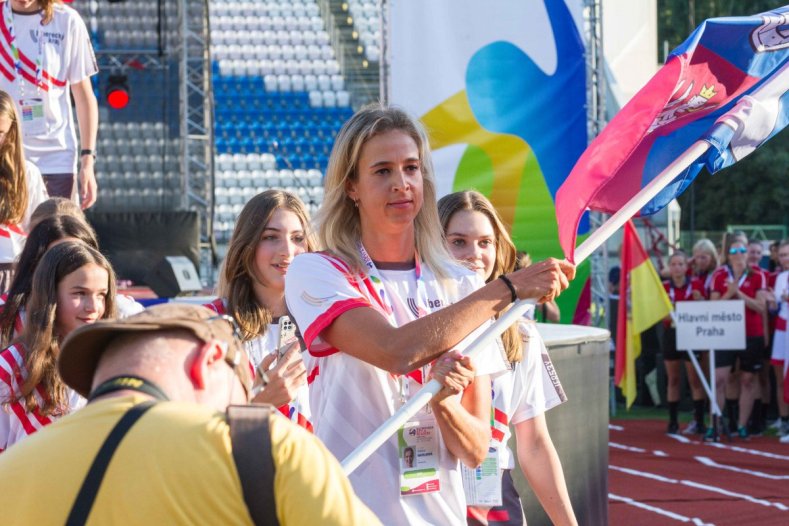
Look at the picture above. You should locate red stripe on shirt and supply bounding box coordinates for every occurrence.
[6,224,25,236]
[491,427,505,442]
[494,408,509,427]
[306,365,319,385]
[0,347,38,435]
[486,509,511,522]
[0,38,47,92]
[0,14,65,88]
[204,298,226,315]
[303,297,371,349]
[0,59,12,82]
[308,346,340,358]
[297,412,313,433]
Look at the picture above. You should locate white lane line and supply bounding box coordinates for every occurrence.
[680,480,788,511]
[695,456,789,480]
[609,493,715,525]
[609,424,624,431]
[610,442,670,457]
[609,464,789,511]
[610,442,646,453]
[610,464,676,483]
[667,433,691,444]
[705,442,789,461]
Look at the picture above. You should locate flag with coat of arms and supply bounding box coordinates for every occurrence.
[556,6,789,260]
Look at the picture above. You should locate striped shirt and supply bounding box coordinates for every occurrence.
[0,343,85,452]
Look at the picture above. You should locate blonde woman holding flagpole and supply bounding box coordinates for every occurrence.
[285,103,574,525]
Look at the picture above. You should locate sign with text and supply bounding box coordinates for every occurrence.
[675,300,746,351]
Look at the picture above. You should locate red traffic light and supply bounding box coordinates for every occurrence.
[106,74,130,110]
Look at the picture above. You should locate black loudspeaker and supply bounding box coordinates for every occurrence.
[144,256,202,298]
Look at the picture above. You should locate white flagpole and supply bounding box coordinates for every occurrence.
[341,139,712,475]
[341,299,534,474]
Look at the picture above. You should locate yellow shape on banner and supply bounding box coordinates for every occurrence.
[421,90,530,230]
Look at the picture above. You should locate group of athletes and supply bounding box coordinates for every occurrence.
[0,103,581,525]
[658,235,789,442]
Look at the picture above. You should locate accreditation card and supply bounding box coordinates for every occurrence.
[398,418,440,496]
[461,447,502,506]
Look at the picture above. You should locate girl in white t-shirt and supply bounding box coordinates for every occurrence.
[207,190,313,430]
[0,0,99,208]
[0,89,47,291]
[439,190,576,526]
[285,104,574,526]
[0,241,116,451]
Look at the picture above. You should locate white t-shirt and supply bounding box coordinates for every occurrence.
[490,319,568,470]
[285,252,508,526]
[0,161,47,264]
[22,160,47,230]
[0,2,97,173]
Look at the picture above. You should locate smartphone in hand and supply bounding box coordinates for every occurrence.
[277,316,298,358]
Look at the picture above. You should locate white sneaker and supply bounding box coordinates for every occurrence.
[682,421,704,435]
[779,421,789,437]
[780,433,789,443]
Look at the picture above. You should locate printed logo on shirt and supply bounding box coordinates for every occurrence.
[542,353,568,402]
[406,297,442,317]
[30,30,65,46]
[300,291,337,307]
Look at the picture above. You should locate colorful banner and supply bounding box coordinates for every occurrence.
[388,0,589,322]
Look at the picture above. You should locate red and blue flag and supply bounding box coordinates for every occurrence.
[556,7,789,260]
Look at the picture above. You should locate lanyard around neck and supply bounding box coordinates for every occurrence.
[358,242,433,322]
[3,1,44,94]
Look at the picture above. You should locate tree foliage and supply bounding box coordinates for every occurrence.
[657,0,789,230]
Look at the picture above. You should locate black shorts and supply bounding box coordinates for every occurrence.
[662,327,703,361]
[714,336,765,373]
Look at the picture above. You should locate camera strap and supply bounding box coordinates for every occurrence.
[65,401,157,526]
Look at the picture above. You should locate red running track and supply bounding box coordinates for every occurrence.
[608,419,789,525]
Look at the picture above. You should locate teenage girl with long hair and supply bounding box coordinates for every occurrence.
[0,214,98,347]
[208,189,314,428]
[0,90,47,291]
[0,241,117,451]
[438,190,575,526]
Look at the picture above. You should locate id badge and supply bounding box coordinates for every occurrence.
[18,98,46,136]
[461,447,502,506]
[398,418,440,496]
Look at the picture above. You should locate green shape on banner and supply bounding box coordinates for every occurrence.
[453,144,493,196]
[452,144,589,323]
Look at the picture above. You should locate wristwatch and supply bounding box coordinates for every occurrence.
[80,149,96,159]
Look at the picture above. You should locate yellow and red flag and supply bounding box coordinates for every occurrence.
[616,221,673,408]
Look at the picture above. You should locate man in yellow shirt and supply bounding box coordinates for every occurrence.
[0,304,380,526]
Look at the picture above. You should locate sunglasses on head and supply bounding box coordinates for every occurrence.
[729,247,747,254]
